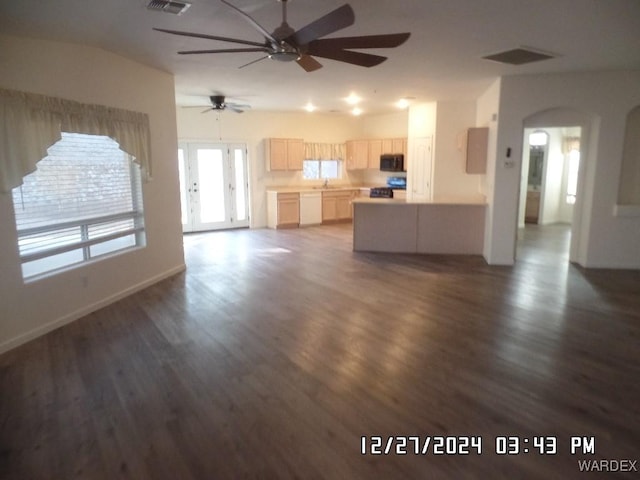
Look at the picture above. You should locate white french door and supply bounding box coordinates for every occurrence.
[178,143,249,232]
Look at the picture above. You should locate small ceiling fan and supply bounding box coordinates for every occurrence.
[187,95,251,113]
[154,0,411,72]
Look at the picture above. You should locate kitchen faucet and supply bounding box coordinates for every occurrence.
[323,178,329,189]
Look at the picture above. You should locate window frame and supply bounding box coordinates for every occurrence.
[302,158,342,181]
[11,132,146,281]
[565,149,580,205]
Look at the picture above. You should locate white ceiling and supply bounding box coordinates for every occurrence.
[1,0,639,114]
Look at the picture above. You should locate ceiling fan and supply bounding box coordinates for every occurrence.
[195,95,251,113]
[154,0,411,72]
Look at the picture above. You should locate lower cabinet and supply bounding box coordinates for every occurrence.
[268,189,359,228]
[267,192,300,228]
[525,190,540,224]
[322,190,358,223]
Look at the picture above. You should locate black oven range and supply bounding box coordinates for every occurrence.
[370,187,394,198]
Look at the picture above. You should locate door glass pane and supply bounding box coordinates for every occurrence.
[177,149,188,225]
[197,149,226,223]
[234,149,247,222]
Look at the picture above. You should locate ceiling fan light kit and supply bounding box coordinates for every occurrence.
[147,0,191,16]
[154,0,410,72]
[184,95,251,113]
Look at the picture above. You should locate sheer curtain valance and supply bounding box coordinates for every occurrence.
[562,136,581,154]
[0,88,151,192]
[304,142,345,161]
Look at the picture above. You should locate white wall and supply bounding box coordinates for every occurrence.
[0,35,185,352]
[475,79,501,263]
[539,128,565,225]
[176,109,362,227]
[618,106,640,204]
[491,71,640,268]
[433,101,483,199]
[359,110,409,138]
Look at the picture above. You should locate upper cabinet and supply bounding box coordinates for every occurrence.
[382,138,407,156]
[346,137,407,170]
[367,139,382,169]
[466,127,488,174]
[265,136,407,172]
[265,138,304,171]
[346,140,369,170]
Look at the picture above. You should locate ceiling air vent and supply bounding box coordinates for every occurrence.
[147,0,191,15]
[482,47,555,65]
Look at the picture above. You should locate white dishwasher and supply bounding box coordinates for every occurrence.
[299,191,322,226]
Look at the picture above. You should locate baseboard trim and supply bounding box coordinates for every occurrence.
[0,264,186,355]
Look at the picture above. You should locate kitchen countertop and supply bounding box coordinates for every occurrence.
[353,194,487,205]
[266,185,372,194]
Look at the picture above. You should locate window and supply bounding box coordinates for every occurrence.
[11,133,145,279]
[566,149,580,205]
[303,159,340,180]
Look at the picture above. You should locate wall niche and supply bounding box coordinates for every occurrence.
[618,106,640,205]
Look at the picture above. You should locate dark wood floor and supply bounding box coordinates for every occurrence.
[1,223,639,479]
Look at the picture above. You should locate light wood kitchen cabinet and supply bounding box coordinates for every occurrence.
[525,190,540,224]
[345,137,408,170]
[346,140,369,170]
[265,138,304,171]
[466,127,488,174]
[381,137,407,155]
[267,192,300,228]
[322,189,358,223]
[321,194,337,222]
[393,189,407,201]
[367,139,382,169]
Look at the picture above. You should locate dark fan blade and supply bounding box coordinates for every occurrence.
[178,48,269,55]
[307,48,388,67]
[308,32,410,51]
[227,102,251,109]
[296,55,323,72]
[220,0,278,46]
[226,105,247,113]
[153,28,267,48]
[287,4,355,46]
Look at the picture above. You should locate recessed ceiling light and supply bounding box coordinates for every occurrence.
[304,102,316,112]
[396,98,411,109]
[352,107,362,116]
[345,93,361,105]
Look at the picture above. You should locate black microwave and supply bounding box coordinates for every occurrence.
[380,154,404,172]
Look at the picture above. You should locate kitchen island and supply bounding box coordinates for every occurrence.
[352,196,486,254]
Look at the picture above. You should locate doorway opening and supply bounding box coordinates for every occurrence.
[178,143,250,232]
[517,126,583,262]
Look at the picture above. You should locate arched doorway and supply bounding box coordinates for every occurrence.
[516,107,598,265]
